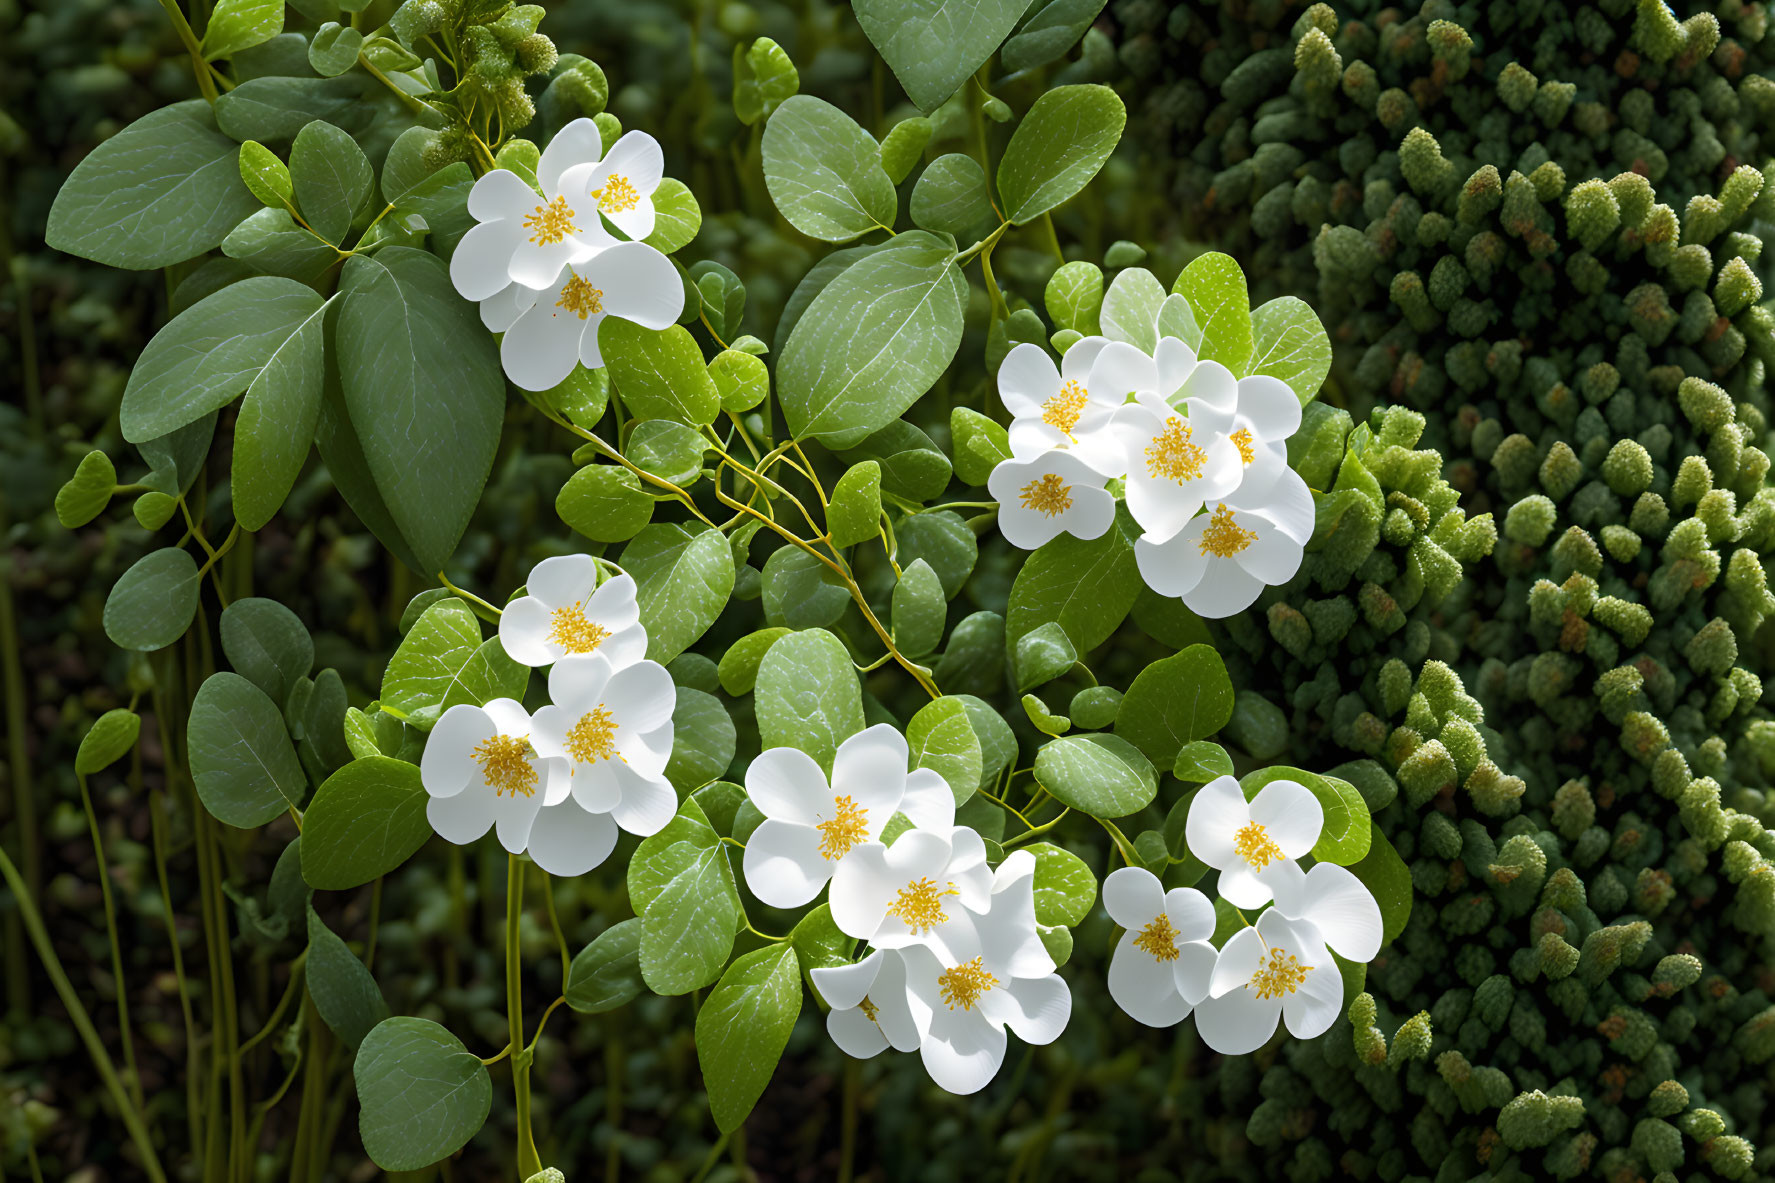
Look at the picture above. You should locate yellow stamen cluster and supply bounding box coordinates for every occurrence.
[594,174,642,214]
[816,795,870,861]
[937,957,999,1012]
[1231,427,1255,464]
[565,706,621,764]
[473,734,538,798]
[1232,820,1283,870]
[556,275,605,320]
[547,604,610,654]
[1018,472,1074,518]
[524,195,579,245]
[1198,504,1258,558]
[1145,418,1207,483]
[1250,946,1312,999]
[886,876,958,933]
[1040,380,1090,438]
[859,996,880,1022]
[1133,913,1182,961]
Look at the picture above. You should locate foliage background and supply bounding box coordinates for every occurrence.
[4,0,1775,1181]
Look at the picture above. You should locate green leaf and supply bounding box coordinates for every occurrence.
[233,293,329,530]
[632,802,740,995]
[827,462,883,549]
[1249,295,1332,403]
[56,451,116,529]
[906,696,984,807]
[1239,766,1372,868]
[951,406,1012,486]
[1001,0,1110,72]
[790,904,852,989]
[222,207,339,283]
[762,545,849,630]
[761,95,896,242]
[996,85,1126,225]
[1114,644,1235,767]
[1022,693,1071,736]
[104,547,200,651]
[664,688,737,792]
[776,243,879,352]
[239,140,293,208]
[733,36,800,125]
[1004,520,1139,659]
[379,599,485,730]
[76,710,143,777]
[959,694,1018,790]
[1172,251,1253,376]
[878,116,934,184]
[716,628,789,696]
[623,523,737,664]
[47,100,259,269]
[1013,620,1076,692]
[202,0,284,58]
[642,177,703,254]
[779,230,965,448]
[220,598,314,703]
[891,559,947,658]
[1348,823,1412,945]
[300,757,432,889]
[696,944,801,1134]
[1033,732,1156,818]
[336,247,503,575]
[1173,739,1234,783]
[290,120,371,245]
[305,908,389,1049]
[566,918,646,1014]
[709,348,769,413]
[598,320,720,426]
[853,0,1033,113]
[557,463,654,544]
[120,276,326,443]
[628,420,709,486]
[355,1017,491,1171]
[910,153,992,237]
[1068,685,1121,729]
[1027,842,1096,926]
[837,420,952,504]
[897,512,979,599]
[1044,261,1104,336]
[755,628,864,775]
[214,75,377,145]
[188,672,308,827]
[1099,266,1164,352]
[308,22,364,76]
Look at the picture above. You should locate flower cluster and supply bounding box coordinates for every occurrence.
[1105,775,1382,1053]
[451,119,683,391]
[420,555,677,875]
[988,326,1313,618]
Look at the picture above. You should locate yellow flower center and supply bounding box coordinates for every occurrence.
[473,734,538,798]
[1231,427,1255,464]
[816,794,870,861]
[1145,418,1207,483]
[524,195,579,245]
[1040,380,1090,439]
[1133,912,1182,961]
[556,275,605,320]
[546,604,610,654]
[1250,946,1312,1000]
[936,957,999,1012]
[1198,504,1258,558]
[1018,472,1074,518]
[565,706,622,764]
[594,174,642,214]
[1232,820,1283,870]
[886,876,958,933]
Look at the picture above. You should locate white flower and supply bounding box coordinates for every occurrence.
[829,825,992,965]
[1194,908,1342,1054]
[986,449,1115,551]
[810,947,923,1060]
[1000,338,1198,477]
[1264,859,1385,963]
[1108,361,1245,542]
[1131,470,1313,618]
[450,119,613,300]
[421,698,566,855]
[1184,775,1322,909]
[497,241,684,391]
[1101,866,1218,1027]
[521,653,677,875]
[557,130,666,244]
[1182,373,1303,502]
[498,555,646,670]
[899,852,1070,1094]
[742,724,956,910]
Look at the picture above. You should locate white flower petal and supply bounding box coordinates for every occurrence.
[537,118,606,196]
[481,697,533,737]
[568,758,622,814]
[1260,858,1309,916]
[1232,467,1313,546]
[1236,374,1302,440]
[1178,359,1237,411]
[831,724,910,823]
[1058,334,1109,384]
[426,783,497,844]
[547,652,614,710]
[898,768,957,831]
[605,200,656,242]
[1193,986,1282,1055]
[1184,776,1247,869]
[1154,335,1199,399]
[498,598,558,667]
[1164,886,1217,944]
[585,241,683,330]
[1281,961,1344,1041]
[585,571,640,630]
[744,746,831,825]
[1181,557,1265,619]
[869,954,923,1052]
[1173,939,1219,1005]
[510,235,584,292]
[1208,924,1265,998]
[491,782,546,853]
[607,762,677,837]
[1135,528,1209,598]
[451,219,526,302]
[828,1006,890,1058]
[997,343,1060,416]
[742,819,832,908]
[1066,485,1116,541]
[1295,863,1384,962]
[994,973,1070,1044]
[1006,418,1065,462]
[811,950,883,1010]
[920,1006,1007,1095]
[421,704,494,798]
[1088,341,1160,401]
[1233,516,1304,586]
[468,167,539,221]
[1103,865,1165,929]
[1108,934,1191,1027]
[479,282,538,332]
[502,296,584,392]
[527,553,600,607]
[996,499,1067,551]
[525,799,619,875]
[1217,862,1271,909]
[605,660,676,734]
[827,841,899,939]
[597,131,665,194]
[595,626,649,673]
[1248,780,1323,858]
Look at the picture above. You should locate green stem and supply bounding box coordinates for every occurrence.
[1003,807,1071,848]
[507,855,542,1177]
[76,774,144,1114]
[0,843,168,1183]
[688,1132,731,1183]
[156,0,218,101]
[0,502,36,1013]
[439,570,503,621]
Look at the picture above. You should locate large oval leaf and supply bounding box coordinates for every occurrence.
[103,547,201,652]
[566,918,646,1014]
[219,597,314,704]
[188,672,307,828]
[305,908,389,1049]
[696,944,801,1133]
[622,523,737,664]
[355,1017,492,1171]
[1033,732,1156,819]
[754,628,864,775]
[300,757,433,889]
[1004,518,1139,658]
[854,0,1033,113]
[996,85,1126,225]
[761,95,896,243]
[1114,644,1235,768]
